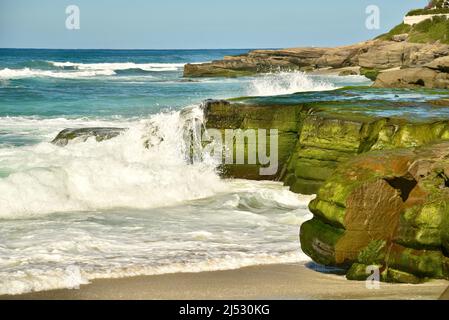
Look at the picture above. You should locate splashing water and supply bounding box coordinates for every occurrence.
[0,106,226,219]
[0,106,314,295]
[247,71,338,96]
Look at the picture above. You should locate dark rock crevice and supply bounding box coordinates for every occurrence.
[384,176,418,202]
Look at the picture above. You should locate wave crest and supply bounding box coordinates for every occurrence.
[0,61,185,79]
[247,71,337,96]
[49,61,185,72]
[0,107,226,219]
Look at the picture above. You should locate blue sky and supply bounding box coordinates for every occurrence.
[0,0,428,49]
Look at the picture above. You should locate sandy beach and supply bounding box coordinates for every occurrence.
[3,263,448,300]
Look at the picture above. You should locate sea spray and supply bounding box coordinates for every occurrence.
[0,106,225,219]
[247,71,337,96]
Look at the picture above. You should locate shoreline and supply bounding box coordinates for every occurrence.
[3,263,448,300]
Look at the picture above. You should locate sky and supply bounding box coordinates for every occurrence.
[0,0,429,49]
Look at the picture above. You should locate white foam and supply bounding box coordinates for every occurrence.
[0,252,309,296]
[247,71,337,96]
[0,67,116,79]
[50,61,185,72]
[0,179,313,295]
[0,62,185,79]
[0,107,226,219]
[0,147,313,296]
[0,116,135,142]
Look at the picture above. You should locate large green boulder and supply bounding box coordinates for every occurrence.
[300,142,449,282]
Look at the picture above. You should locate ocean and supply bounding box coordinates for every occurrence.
[0,48,419,295]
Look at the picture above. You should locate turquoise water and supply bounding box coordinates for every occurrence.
[0,49,252,118]
[0,49,447,295]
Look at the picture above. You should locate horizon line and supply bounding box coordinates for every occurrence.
[0,47,274,51]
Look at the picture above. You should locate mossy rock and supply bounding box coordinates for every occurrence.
[301,142,449,282]
[52,127,126,146]
[396,199,449,249]
[289,177,323,195]
[309,198,346,228]
[381,268,423,284]
[360,68,380,81]
[300,218,346,267]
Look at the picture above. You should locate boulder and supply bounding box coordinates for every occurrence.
[392,34,409,42]
[358,42,449,70]
[52,128,126,146]
[300,142,449,282]
[374,67,449,89]
[427,56,449,73]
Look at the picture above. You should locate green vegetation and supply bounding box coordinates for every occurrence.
[377,16,449,44]
[360,68,380,81]
[376,23,412,41]
[409,16,449,43]
[406,8,449,16]
[407,0,449,16]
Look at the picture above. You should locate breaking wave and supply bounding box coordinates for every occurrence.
[0,106,227,219]
[49,61,185,72]
[247,71,338,96]
[0,61,185,79]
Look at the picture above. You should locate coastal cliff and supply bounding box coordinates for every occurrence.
[184,41,449,79]
[184,13,449,89]
[204,98,449,195]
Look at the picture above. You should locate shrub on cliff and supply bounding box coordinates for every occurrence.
[406,8,449,16]
[378,16,449,44]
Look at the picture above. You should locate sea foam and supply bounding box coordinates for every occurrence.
[0,106,225,219]
[247,71,337,96]
[50,61,185,72]
[0,62,185,79]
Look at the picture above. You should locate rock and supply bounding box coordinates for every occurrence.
[204,100,300,180]
[204,98,449,194]
[374,67,449,89]
[441,286,449,300]
[358,42,449,70]
[300,142,449,282]
[184,40,449,79]
[429,98,449,106]
[52,128,126,146]
[372,46,449,89]
[338,69,358,76]
[427,56,449,73]
[392,34,409,42]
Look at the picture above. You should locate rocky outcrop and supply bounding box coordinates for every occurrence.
[374,56,449,89]
[357,41,448,70]
[184,40,449,81]
[204,100,300,180]
[300,142,449,283]
[52,128,126,146]
[204,99,449,194]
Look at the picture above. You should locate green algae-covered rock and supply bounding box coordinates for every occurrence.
[52,127,126,146]
[381,268,423,284]
[301,142,449,283]
[204,100,300,179]
[300,218,345,266]
[203,99,449,194]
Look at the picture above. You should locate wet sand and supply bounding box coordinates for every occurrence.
[3,263,448,300]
